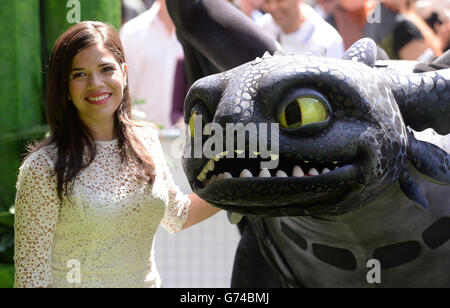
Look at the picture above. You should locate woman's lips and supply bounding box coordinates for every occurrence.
[85,93,112,105]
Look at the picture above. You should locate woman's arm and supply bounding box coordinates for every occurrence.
[14,151,60,288]
[398,39,429,60]
[182,194,220,230]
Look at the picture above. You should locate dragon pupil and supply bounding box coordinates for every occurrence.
[285,101,302,126]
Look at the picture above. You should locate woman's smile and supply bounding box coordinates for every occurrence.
[85,92,113,105]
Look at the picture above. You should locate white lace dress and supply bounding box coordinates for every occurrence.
[14,127,190,288]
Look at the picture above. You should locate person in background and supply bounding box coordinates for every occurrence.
[121,0,147,25]
[326,0,377,50]
[314,0,339,18]
[235,0,265,21]
[327,0,429,60]
[120,0,183,128]
[383,0,450,61]
[171,57,189,127]
[417,0,450,48]
[258,0,345,58]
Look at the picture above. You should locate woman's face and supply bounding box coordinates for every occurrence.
[68,43,127,127]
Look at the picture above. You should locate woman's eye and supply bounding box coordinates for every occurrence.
[72,72,86,79]
[102,66,115,73]
[188,111,206,137]
[279,96,328,129]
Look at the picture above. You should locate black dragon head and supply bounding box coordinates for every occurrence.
[181,38,450,218]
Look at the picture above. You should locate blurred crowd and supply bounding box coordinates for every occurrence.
[119,0,450,128]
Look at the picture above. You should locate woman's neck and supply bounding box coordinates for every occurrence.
[82,118,116,141]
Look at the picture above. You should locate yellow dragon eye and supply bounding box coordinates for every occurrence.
[279,97,328,129]
[189,111,204,137]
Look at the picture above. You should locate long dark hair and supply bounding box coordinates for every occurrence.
[30,21,155,200]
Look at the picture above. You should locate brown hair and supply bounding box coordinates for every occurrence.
[30,21,155,200]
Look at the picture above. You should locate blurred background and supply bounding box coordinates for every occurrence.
[1,0,449,288]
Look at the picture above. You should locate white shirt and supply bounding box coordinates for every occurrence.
[14,127,190,288]
[120,2,183,128]
[258,4,344,58]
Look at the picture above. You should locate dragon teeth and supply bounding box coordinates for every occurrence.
[308,168,319,176]
[240,169,253,178]
[293,165,304,177]
[198,150,345,184]
[276,170,288,177]
[223,172,233,179]
[258,168,271,177]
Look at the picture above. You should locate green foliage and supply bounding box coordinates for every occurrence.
[0,211,14,288]
[0,212,14,228]
[0,264,14,288]
[0,211,14,262]
[0,0,43,212]
[0,125,49,143]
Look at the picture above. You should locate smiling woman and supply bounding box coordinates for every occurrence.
[68,43,127,140]
[13,21,219,288]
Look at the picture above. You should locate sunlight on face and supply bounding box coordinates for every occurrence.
[68,43,127,129]
[263,0,300,33]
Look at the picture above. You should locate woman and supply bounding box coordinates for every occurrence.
[14,21,219,288]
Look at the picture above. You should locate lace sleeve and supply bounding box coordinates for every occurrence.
[14,151,60,288]
[140,126,191,234]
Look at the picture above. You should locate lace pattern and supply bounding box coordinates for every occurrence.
[14,126,190,288]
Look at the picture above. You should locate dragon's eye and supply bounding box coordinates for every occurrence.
[189,111,206,137]
[279,97,328,129]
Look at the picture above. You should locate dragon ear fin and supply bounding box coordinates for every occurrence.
[343,38,377,67]
[408,131,450,185]
[431,48,450,67]
[398,169,429,210]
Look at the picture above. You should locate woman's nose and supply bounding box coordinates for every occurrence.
[87,73,104,88]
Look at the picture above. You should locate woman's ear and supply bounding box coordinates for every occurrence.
[121,63,128,75]
[122,63,128,88]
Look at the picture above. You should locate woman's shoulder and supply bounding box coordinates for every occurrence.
[20,144,57,173]
[132,122,161,143]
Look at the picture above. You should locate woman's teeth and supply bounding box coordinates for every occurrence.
[87,94,111,102]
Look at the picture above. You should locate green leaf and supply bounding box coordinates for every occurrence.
[131,99,146,105]
[0,212,14,228]
[0,125,49,142]
[0,233,13,252]
[0,232,14,264]
[0,264,15,288]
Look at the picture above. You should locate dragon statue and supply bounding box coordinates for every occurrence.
[167,0,450,287]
